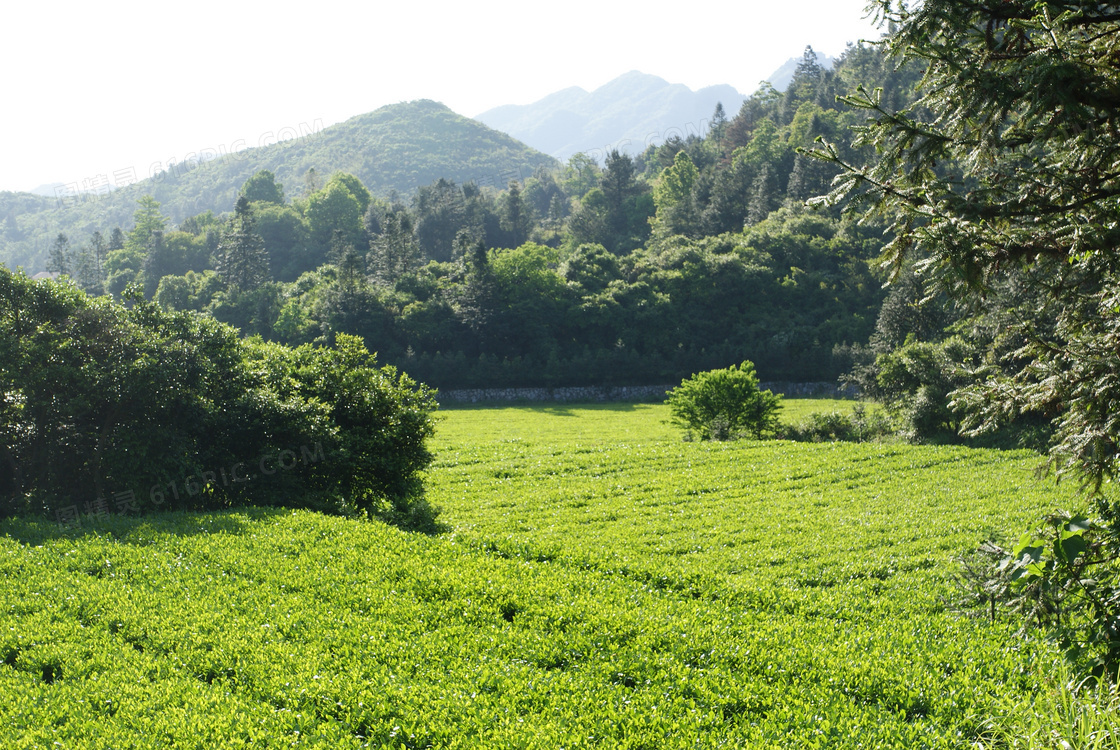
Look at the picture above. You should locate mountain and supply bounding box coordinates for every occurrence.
[474,71,746,162]
[2,100,558,272]
[763,50,836,92]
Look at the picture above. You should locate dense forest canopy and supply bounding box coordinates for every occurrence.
[19,42,920,391]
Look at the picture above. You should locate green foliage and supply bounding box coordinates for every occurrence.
[325,173,372,215]
[5,48,926,396]
[154,269,223,312]
[974,660,1120,750]
[251,201,312,282]
[3,101,558,272]
[779,402,894,443]
[216,197,270,292]
[306,181,364,256]
[666,360,781,440]
[125,196,168,255]
[812,1,1120,675]
[0,404,1082,747]
[874,336,974,443]
[239,169,285,205]
[0,268,438,525]
[954,510,1120,677]
[651,150,700,239]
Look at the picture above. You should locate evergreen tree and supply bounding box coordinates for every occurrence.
[126,196,167,255]
[746,165,777,225]
[47,233,72,276]
[499,180,533,247]
[87,231,105,285]
[107,227,126,252]
[415,178,468,262]
[369,210,420,286]
[709,102,728,146]
[217,197,270,292]
[142,230,171,298]
[814,0,1120,671]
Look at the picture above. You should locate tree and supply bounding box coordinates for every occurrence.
[141,230,169,298]
[414,178,468,262]
[306,181,364,256]
[252,202,312,282]
[240,170,285,205]
[303,167,321,196]
[327,173,372,215]
[499,180,533,247]
[47,233,72,276]
[562,153,600,199]
[0,267,439,527]
[107,227,126,252]
[369,209,420,286]
[665,361,781,441]
[600,149,637,240]
[77,230,106,293]
[812,1,1120,672]
[126,196,167,255]
[651,150,700,238]
[709,102,728,145]
[217,197,270,292]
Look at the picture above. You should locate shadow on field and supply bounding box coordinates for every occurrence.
[538,402,647,415]
[0,506,288,548]
[440,402,649,413]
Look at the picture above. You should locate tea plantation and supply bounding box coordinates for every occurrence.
[0,403,1075,747]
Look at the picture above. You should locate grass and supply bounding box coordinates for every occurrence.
[0,400,1088,747]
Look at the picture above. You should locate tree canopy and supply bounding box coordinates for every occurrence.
[811,0,1120,672]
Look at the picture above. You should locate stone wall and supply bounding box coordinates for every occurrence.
[437,382,855,406]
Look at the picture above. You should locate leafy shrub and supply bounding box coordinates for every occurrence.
[665,360,781,441]
[0,269,438,528]
[779,404,894,443]
[954,510,1120,676]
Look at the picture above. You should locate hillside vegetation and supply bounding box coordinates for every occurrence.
[1,101,557,272]
[22,44,914,391]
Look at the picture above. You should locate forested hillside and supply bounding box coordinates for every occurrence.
[24,45,921,389]
[1,101,557,273]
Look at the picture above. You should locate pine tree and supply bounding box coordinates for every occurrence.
[368,211,419,286]
[499,180,533,247]
[217,197,270,292]
[812,0,1120,671]
[47,233,72,276]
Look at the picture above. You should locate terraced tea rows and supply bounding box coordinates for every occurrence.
[0,402,1073,747]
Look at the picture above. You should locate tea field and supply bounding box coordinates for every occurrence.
[0,402,1078,748]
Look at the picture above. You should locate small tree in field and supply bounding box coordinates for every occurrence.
[666,361,781,441]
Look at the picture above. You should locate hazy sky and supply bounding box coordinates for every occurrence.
[2,0,883,194]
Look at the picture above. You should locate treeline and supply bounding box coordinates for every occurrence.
[41,45,920,388]
[0,267,440,528]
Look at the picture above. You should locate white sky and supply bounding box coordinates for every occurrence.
[1,0,883,194]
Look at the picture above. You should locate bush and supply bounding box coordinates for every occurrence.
[0,269,439,529]
[665,360,781,441]
[779,404,895,443]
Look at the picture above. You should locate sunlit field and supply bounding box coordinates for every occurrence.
[0,402,1072,748]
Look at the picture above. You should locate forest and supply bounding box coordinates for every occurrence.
[32,44,918,391]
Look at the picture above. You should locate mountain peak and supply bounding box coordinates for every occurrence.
[474,72,746,162]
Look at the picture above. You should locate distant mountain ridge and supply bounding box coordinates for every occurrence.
[474,71,747,162]
[1,100,557,272]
